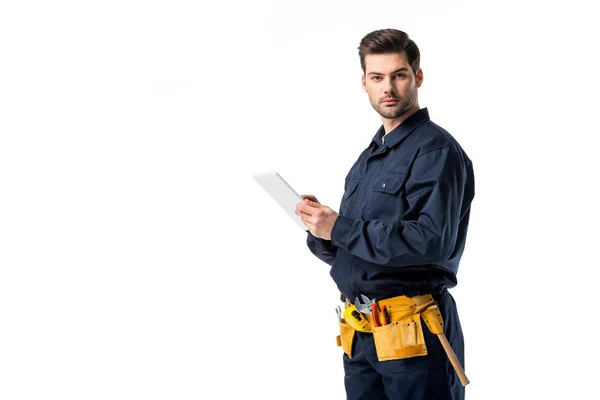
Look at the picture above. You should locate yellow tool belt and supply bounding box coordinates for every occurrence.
[336,293,443,362]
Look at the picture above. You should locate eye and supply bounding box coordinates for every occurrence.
[371,76,381,81]
[396,73,406,78]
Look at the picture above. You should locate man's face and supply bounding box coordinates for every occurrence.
[361,52,423,120]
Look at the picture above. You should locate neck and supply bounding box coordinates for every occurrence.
[382,103,420,134]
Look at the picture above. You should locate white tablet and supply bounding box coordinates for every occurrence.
[252,171,308,231]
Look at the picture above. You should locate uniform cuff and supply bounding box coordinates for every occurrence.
[331,215,353,248]
[307,230,328,242]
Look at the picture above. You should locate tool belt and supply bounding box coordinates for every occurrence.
[336,293,442,362]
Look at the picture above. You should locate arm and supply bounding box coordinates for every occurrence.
[330,147,467,267]
[298,194,339,266]
[306,231,339,266]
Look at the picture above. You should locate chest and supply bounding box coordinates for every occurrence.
[341,146,412,221]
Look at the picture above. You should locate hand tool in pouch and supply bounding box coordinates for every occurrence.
[371,303,381,327]
[382,306,390,325]
[417,302,470,387]
[342,306,369,331]
[342,295,376,332]
[335,306,343,321]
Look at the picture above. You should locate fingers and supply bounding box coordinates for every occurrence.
[295,206,314,229]
[296,200,324,218]
[300,194,320,204]
[301,219,314,229]
[305,199,322,208]
[295,202,314,217]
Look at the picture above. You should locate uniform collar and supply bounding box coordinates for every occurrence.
[371,107,430,149]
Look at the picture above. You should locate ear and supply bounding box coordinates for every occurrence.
[415,68,424,88]
[361,74,367,92]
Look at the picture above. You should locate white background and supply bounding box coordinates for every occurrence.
[1,0,599,399]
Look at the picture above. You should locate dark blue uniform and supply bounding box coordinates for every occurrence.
[306,108,475,399]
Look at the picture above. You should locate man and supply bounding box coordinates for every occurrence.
[295,29,475,400]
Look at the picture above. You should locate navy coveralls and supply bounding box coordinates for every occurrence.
[306,108,475,400]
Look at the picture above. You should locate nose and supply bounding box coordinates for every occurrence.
[383,77,395,95]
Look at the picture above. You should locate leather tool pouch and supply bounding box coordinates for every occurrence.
[336,320,356,358]
[371,295,438,362]
[372,314,428,361]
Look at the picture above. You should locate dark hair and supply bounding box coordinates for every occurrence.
[358,29,420,75]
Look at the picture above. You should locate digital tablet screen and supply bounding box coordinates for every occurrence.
[252,171,308,231]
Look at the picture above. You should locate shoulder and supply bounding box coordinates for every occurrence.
[412,120,471,162]
[414,120,457,152]
[402,121,473,181]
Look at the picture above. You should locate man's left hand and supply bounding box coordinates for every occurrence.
[295,199,339,240]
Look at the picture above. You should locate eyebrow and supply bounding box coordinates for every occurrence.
[367,67,409,76]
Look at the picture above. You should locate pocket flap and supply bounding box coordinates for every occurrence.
[372,172,405,194]
[344,178,361,199]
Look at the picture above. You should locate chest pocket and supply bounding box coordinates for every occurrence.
[371,172,406,195]
[344,178,361,199]
[340,178,361,215]
[366,172,406,220]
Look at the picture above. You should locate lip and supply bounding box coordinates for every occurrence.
[382,99,398,104]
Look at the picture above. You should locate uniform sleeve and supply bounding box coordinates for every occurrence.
[306,230,339,266]
[329,146,466,267]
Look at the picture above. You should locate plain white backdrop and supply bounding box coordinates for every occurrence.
[1,0,599,399]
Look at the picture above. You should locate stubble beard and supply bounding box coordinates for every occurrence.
[371,90,417,120]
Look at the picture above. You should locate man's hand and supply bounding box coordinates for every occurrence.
[295,194,339,240]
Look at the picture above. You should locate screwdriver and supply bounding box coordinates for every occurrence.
[382,306,390,324]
